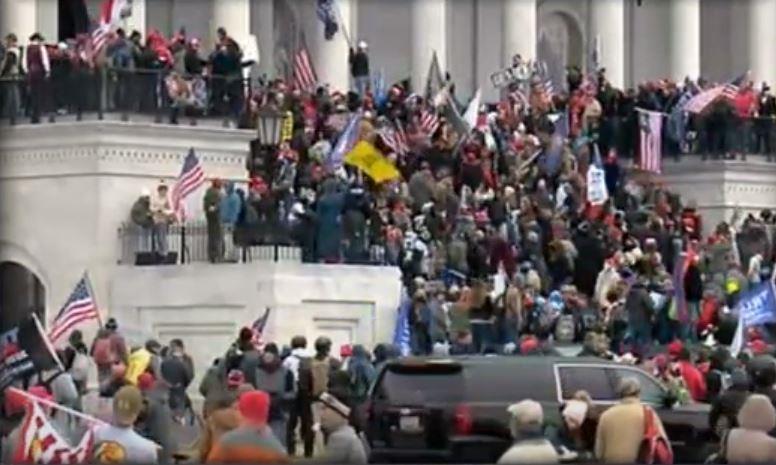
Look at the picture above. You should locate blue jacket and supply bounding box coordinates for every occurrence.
[220,182,241,226]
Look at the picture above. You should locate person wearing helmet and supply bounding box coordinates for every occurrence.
[297,336,342,454]
[349,40,370,96]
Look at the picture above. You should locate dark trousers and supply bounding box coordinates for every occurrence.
[287,396,314,457]
[206,214,223,263]
[28,75,45,123]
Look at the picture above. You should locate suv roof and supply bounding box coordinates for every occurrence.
[380,356,657,404]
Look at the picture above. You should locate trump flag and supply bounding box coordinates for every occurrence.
[730,282,776,356]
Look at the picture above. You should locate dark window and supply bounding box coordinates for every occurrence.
[378,366,465,405]
[463,363,554,402]
[557,366,617,401]
[609,368,665,405]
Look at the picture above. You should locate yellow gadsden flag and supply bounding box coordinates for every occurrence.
[344,141,401,183]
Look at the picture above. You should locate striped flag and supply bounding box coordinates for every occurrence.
[379,121,409,156]
[638,109,663,173]
[91,0,131,54]
[251,307,271,349]
[293,46,318,92]
[49,274,100,343]
[684,72,748,114]
[171,148,205,220]
[419,108,440,137]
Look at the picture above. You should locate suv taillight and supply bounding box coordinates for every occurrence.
[454,403,473,435]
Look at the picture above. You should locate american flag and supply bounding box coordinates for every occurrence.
[251,307,271,349]
[293,46,318,93]
[49,274,100,343]
[172,148,205,220]
[684,72,748,114]
[91,0,131,54]
[638,109,663,174]
[379,120,409,155]
[419,108,440,137]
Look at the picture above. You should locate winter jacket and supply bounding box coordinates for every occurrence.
[255,358,294,422]
[348,49,369,78]
[594,397,668,463]
[624,282,654,329]
[206,425,288,463]
[677,360,707,402]
[131,196,153,228]
[199,406,241,461]
[320,424,368,464]
[709,370,749,436]
[725,394,776,463]
[220,182,241,226]
[497,431,559,464]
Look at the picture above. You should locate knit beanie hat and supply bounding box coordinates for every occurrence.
[238,390,270,426]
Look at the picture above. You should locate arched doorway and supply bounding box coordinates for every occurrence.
[537,10,584,92]
[0,262,45,333]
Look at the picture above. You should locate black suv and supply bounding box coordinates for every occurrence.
[364,356,714,463]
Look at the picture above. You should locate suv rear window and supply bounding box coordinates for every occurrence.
[378,364,465,404]
[558,366,618,401]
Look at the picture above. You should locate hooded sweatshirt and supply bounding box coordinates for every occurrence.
[255,354,294,422]
[725,394,776,463]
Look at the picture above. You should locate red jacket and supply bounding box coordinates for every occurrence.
[678,360,707,402]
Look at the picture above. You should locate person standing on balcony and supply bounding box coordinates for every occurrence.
[25,32,50,124]
[0,34,21,122]
[349,41,370,97]
[131,188,153,252]
[150,181,174,259]
[204,178,224,263]
[220,181,241,261]
[756,83,776,161]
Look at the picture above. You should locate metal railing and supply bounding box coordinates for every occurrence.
[117,221,390,266]
[0,67,252,127]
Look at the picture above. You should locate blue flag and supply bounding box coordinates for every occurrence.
[738,282,776,327]
[373,69,387,108]
[731,282,776,355]
[392,288,412,357]
[327,111,361,171]
[316,0,339,40]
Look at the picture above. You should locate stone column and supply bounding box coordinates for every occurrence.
[411,0,446,93]
[313,0,353,92]
[252,0,274,77]
[125,0,147,38]
[212,0,251,46]
[0,0,57,44]
[749,0,776,86]
[590,0,625,88]
[669,0,700,81]
[502,0,537,67]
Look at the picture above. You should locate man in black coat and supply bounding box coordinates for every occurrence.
[756,83,776,160]
[349,41,370,96]
[709,369,750,438]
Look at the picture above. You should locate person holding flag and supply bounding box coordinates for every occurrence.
[730,281,776,357]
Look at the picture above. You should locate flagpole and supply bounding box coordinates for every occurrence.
[31,313,65,373]
[332,1,352,49]
[8,387,109,426]
[83,271,104,329]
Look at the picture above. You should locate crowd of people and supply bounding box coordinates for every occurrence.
[7,17,776,465]
[7,313,776,463]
